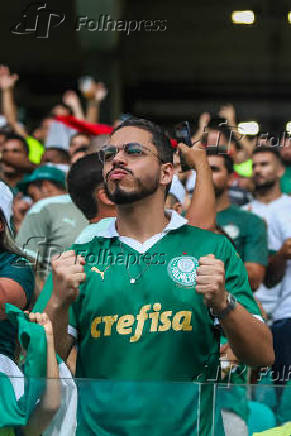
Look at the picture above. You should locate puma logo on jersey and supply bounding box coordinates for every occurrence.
[91,266,110,280]
[62,218,76,226]
[90,303,192,342]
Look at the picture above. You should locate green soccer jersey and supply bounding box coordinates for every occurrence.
[216,205,268,265]
[35,212,262,435]
[0,252,34,359]
[42,218,262,434]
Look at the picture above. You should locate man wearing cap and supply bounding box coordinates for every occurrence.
[16,166,88,282]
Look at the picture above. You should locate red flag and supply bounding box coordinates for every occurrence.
[55,115,114,136]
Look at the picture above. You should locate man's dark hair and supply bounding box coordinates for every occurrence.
[252,146,282,161]
[5,133,29,155]
[50,103,73,117]
[67,153,103,220]
[0,208,25,256]
[70,132,91,146]
[112,117,174,164]
[206,147,234,174]
[29,179,66,192]
[0,126,13,137]
[45,147,70,163]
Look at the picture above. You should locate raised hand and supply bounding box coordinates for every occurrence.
[51,250,86,305]
[198,111,210,132]
[196,254,228,312]
[0,65,18,89]
[94,81,107,103]
[63,90,80,109]
[177,138,207,171]
[28,311,53,336]
[218,104,236,126]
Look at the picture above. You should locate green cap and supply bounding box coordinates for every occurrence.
[17,166,66,195]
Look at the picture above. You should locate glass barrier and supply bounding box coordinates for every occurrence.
[0,376,290,435]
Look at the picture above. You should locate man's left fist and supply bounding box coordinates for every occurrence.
[196,254,228,311]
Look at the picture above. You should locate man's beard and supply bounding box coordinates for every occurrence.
[254,179,276,193]
[281,157,291,166]
[214,186,226,198]
[104,172,160,205]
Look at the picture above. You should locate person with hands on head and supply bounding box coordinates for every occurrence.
[41,117,274,436]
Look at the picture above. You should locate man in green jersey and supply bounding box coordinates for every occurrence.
[44,118,274,435]
[206,147,268,292]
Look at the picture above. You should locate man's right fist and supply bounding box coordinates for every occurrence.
[51,250,86,304]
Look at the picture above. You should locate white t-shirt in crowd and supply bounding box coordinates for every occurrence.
[268,204,291,320]
[243,195,291,315]
[170,174,186,204]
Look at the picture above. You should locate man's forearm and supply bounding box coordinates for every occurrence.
[265,251,286,288]
[45,295,72,361]
[221,304,274,366]
[86,100,100,123]
[2,87,17,125]
[245,263,265,292]
[186,160,216,230]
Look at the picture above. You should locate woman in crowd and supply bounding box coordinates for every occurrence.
[0,181,34,377]
[0,181,61,435]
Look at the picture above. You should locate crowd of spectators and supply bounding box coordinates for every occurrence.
[0,64,291,435]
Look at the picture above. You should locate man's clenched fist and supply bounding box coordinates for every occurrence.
[196,254,228,312]
[52,250,86,305]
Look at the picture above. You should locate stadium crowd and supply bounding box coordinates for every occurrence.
[0,64,291,435]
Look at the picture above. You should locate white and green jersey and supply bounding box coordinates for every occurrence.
[36,211,262,435]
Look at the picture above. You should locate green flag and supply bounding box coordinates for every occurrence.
[0,304,47,429]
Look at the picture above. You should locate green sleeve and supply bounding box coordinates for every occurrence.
[1,255,34,308]
[243,213,268,266]
[218,236,262,318]
[33,242,90,336]
[33,270,77,337]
